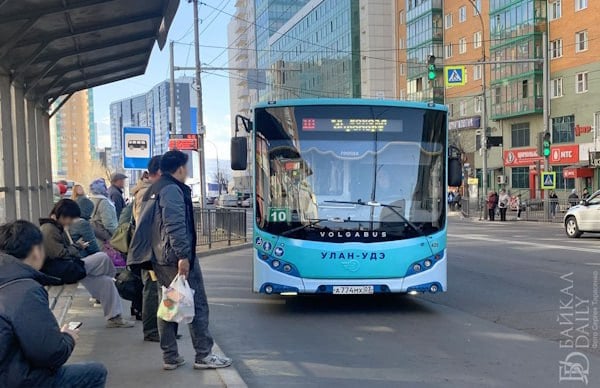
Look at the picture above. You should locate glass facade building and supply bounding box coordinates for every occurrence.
[406,0,443,103]
[489,0,547,119]
[265,0,361,100]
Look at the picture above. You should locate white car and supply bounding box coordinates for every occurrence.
[564,190,600,238]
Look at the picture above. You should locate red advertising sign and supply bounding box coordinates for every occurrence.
[549,144,579,164]
[168,134,198,151]
[503,148,541,166]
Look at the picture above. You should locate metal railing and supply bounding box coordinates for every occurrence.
[194,207,247,249]
[460,197,576,223]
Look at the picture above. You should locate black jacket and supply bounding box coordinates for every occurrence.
[108,185,126,220]
[39,219,87,284]
[128,174,196,273]
[0,254,75,387]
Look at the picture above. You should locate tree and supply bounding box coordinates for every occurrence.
[212,171,230,194]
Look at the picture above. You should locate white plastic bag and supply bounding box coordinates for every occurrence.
[157,274,195,324]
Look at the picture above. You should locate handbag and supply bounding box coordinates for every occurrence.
[115,269,143,302]
[91,198,112,242]
[41,257,86,285]
[103,242,127,268]
[111,222,133,253]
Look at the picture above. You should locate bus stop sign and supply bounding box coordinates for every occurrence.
[123,127,152,170]
[541,171,556,190]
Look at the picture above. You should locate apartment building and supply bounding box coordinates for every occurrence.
[50,89,97,183]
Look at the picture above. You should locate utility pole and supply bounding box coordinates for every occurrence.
[169,41,176,135]
[468,0,488,219]
[193,0,207,208]
[542,31,550,221]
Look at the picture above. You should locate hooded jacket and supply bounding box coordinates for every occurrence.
[0,253,75,387]
[131,177,151,223]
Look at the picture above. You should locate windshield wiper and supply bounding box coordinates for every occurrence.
[280,218,343,236]
[324,200,423,236]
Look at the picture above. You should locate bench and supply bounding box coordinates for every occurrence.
[47,284,79,326]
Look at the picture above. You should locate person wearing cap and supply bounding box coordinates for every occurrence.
[108,173,128,219]
[568,189,579,207]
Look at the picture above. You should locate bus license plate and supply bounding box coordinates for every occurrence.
[333,286,374,295]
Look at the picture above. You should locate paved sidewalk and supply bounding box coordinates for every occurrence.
[64,286,227,388]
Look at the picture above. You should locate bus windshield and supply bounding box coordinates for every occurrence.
[254,104,447,242]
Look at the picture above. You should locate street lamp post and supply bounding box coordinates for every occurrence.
[468,0,489,219]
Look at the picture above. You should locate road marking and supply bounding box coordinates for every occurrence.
[208,297,286,305]
[448,234,600,254]
[585,263,600,266]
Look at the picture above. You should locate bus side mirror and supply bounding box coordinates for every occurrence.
[448,158,462,187]
[231,137,248,171]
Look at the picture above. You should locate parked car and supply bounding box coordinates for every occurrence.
[564,190,600,238]
[241,198,251,208]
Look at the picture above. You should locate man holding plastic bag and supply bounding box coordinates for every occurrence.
[131,150,232,371]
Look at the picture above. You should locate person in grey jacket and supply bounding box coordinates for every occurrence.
[0,220,107,388]
[130,150,231,370]
[89,178,118,237]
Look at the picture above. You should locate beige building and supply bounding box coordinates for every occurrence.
[50,89,97,184]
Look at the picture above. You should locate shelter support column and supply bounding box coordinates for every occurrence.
[0,75,16,222]
[36,107,53,216]
[25,99,40,221]
[11,84,30,219]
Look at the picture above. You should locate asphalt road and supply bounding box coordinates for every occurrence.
[201,217,600,387]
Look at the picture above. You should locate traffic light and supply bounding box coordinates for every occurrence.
[543,132,551,158]
[427,55,436,81]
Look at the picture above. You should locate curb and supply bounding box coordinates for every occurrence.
[199,243,252,258]
[213,342,248,388]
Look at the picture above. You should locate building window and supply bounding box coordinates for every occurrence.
[399,63,405,75]
[550,39,563,59]
[459,38,467,54]
[554,166,576,190]
[550,0,562,20]
[576,72,588,93]
[445,13,452,29]
[473,64,482,80]
[511,123,530,147]
[445,43,453,58]
[398,10,405,24]
[494,87,501,104]
[459,6,467,23]
[399,89,406,99]
[448,103,454,117]
[511,167,529,189]
[398,38,404,49]
[474,96,483,113]
[522,80,529,98]
[551,78,563,98]
[576,30,588,52]
[576,0,588,11]
[459,101,467,116]
[473,0,481,15]
[552,115,575,144]
[473,31,482,48]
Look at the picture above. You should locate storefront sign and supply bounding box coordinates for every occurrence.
[563,169,577,179]
[449,116,481,131]
[549,144,579,164]
[503,148,541,166]
[589,151,600,167]
[575,125,593,137]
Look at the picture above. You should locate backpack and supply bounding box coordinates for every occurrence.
[111,201,135,254]
[90,198,112,241]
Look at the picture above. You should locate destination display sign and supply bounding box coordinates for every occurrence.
[169,134,198,151]
[302,118,403,132]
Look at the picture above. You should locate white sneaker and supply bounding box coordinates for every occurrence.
[106,315,135,328]
[194,354,232,369]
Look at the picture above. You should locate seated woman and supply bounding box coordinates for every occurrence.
[40,199,134,329]
[69,196,100,256]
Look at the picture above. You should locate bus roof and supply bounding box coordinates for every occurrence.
[253,98,448,112]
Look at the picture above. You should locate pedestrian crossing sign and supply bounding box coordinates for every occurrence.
[541,171,556,190]
[444,66,466,87]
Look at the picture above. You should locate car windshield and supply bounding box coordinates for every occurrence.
[254,104,447,242]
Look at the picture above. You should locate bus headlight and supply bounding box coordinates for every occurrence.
[283,264,292,273]
[413,264,422,272]
[272,260,281,268]
[424,259,432,268]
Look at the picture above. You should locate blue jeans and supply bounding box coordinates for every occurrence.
[155,263,214,363]
[53,362,107,388]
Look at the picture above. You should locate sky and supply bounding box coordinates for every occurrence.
[93,0,237,161]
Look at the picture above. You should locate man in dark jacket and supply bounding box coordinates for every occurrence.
[0,220,107,387]
[130,150,231,370]
[108,172,127,219]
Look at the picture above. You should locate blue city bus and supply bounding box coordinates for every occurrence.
[231,99,461,296]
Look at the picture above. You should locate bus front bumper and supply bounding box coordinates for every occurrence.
[253,251,447,295]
